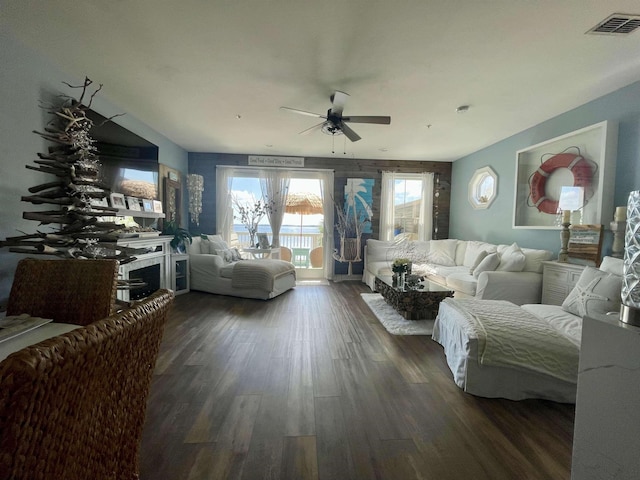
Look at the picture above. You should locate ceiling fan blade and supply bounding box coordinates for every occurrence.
[339,121,361,142]
[280,106,326,119]
[330,91,349,116]
[342,115,391,125]
[298,122,325,136]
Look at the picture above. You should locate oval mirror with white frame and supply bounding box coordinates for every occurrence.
[468,166,497,209]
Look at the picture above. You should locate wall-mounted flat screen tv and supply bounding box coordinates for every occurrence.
[86,109,159,200]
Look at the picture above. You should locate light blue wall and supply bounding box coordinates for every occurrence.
[0,31,188,303]
[450,81,640,255]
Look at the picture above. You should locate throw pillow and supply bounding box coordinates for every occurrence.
[562,267,622,318]
[230,247,243,261]
[496,243,526,272]
[472,253,500,278]
[469,250,489,274]
[215,248,234,263]
[463,241,494,268]
[426,239,457,267]
[200,237,215,254]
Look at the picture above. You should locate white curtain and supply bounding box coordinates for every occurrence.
[379,171,435,242]
[317,169,335,280]
[215,166,234,242]
[418,172,434,241]
[380,171,396,241]
[260,170,290,247]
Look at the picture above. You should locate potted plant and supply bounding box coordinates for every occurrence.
[162,220,193,253]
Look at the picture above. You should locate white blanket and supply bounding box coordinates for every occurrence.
[443,299,579,382]
[232,260,295,291]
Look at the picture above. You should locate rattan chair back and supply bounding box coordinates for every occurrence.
[0,289,174,480]
[310,246,323,267]
[280,246,292,262]
[6,258,119,326]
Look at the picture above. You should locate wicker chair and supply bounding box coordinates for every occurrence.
[6,258,119,326]
[280,246,292,262]
[310,246,323,268]
[0,289,174,480]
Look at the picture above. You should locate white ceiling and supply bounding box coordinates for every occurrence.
[4,1,640,162]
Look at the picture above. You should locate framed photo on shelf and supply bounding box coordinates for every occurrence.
[90,197,109,208]
[142,198,154,212]
[109,193,126,209]
[152,200,163,213]
[126,196,141,211]
[513,121,618,229]
[258,233,270,249]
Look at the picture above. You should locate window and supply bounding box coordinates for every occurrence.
[468,166,497,209]
[380,172,434,241]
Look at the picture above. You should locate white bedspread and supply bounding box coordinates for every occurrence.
[442,298,579,382]
[232,260,295,291]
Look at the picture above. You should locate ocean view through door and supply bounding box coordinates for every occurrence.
[221,167,331,280]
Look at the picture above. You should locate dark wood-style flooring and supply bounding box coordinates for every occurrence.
[140,282,575,480]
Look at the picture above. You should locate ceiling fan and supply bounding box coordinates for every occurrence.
[280,91,391,142]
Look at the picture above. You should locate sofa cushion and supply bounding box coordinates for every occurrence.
[600,256,623,276]
[368,260,392,277]
[219,263,236,279]
[521,248,553,273]
[562,267,622,319]
[446,272,478,296]
[496,243,526,272]
[427,239,457,266]
[472,252,500,278]
[365,239,395,263]
[455,241,467,266]
[469,250,489,273]
[426,265,468,286]
[201,234,229,254]
[463,241,495,268]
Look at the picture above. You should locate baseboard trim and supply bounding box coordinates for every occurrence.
[333,274,362,282]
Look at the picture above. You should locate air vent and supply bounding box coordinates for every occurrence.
[587,13,640,35]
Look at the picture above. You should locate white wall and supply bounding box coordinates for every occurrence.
[0,31,188,304]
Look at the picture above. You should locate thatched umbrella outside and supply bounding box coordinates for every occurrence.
[285,192,323,247]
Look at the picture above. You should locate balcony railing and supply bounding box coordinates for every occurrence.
[235,232,323,250]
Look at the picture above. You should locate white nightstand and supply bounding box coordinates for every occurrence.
[171,253,190,295]
[541,261,586,305]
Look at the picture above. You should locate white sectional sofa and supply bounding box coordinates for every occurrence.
[363,238,553,305]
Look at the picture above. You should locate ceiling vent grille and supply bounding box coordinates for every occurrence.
[587,14,640,35]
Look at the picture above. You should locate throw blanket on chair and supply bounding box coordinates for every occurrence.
[232,260,295,292]
[443,299,579,382]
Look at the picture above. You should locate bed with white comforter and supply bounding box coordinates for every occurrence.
[432,298,582,403]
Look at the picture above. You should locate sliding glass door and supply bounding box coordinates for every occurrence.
[216,166,334,279]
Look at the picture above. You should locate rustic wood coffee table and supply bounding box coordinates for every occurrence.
[374,276,453,320]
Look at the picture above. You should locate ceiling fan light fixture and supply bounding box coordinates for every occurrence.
[321,121,343,136]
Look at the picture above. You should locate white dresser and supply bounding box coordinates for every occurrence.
[541,261,586,305]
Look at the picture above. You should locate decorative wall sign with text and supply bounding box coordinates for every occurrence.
[248,155,304,167]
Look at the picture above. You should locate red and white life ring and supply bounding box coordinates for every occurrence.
[529,153,592,214]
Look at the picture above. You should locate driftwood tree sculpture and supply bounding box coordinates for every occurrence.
[0,77,139,263]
